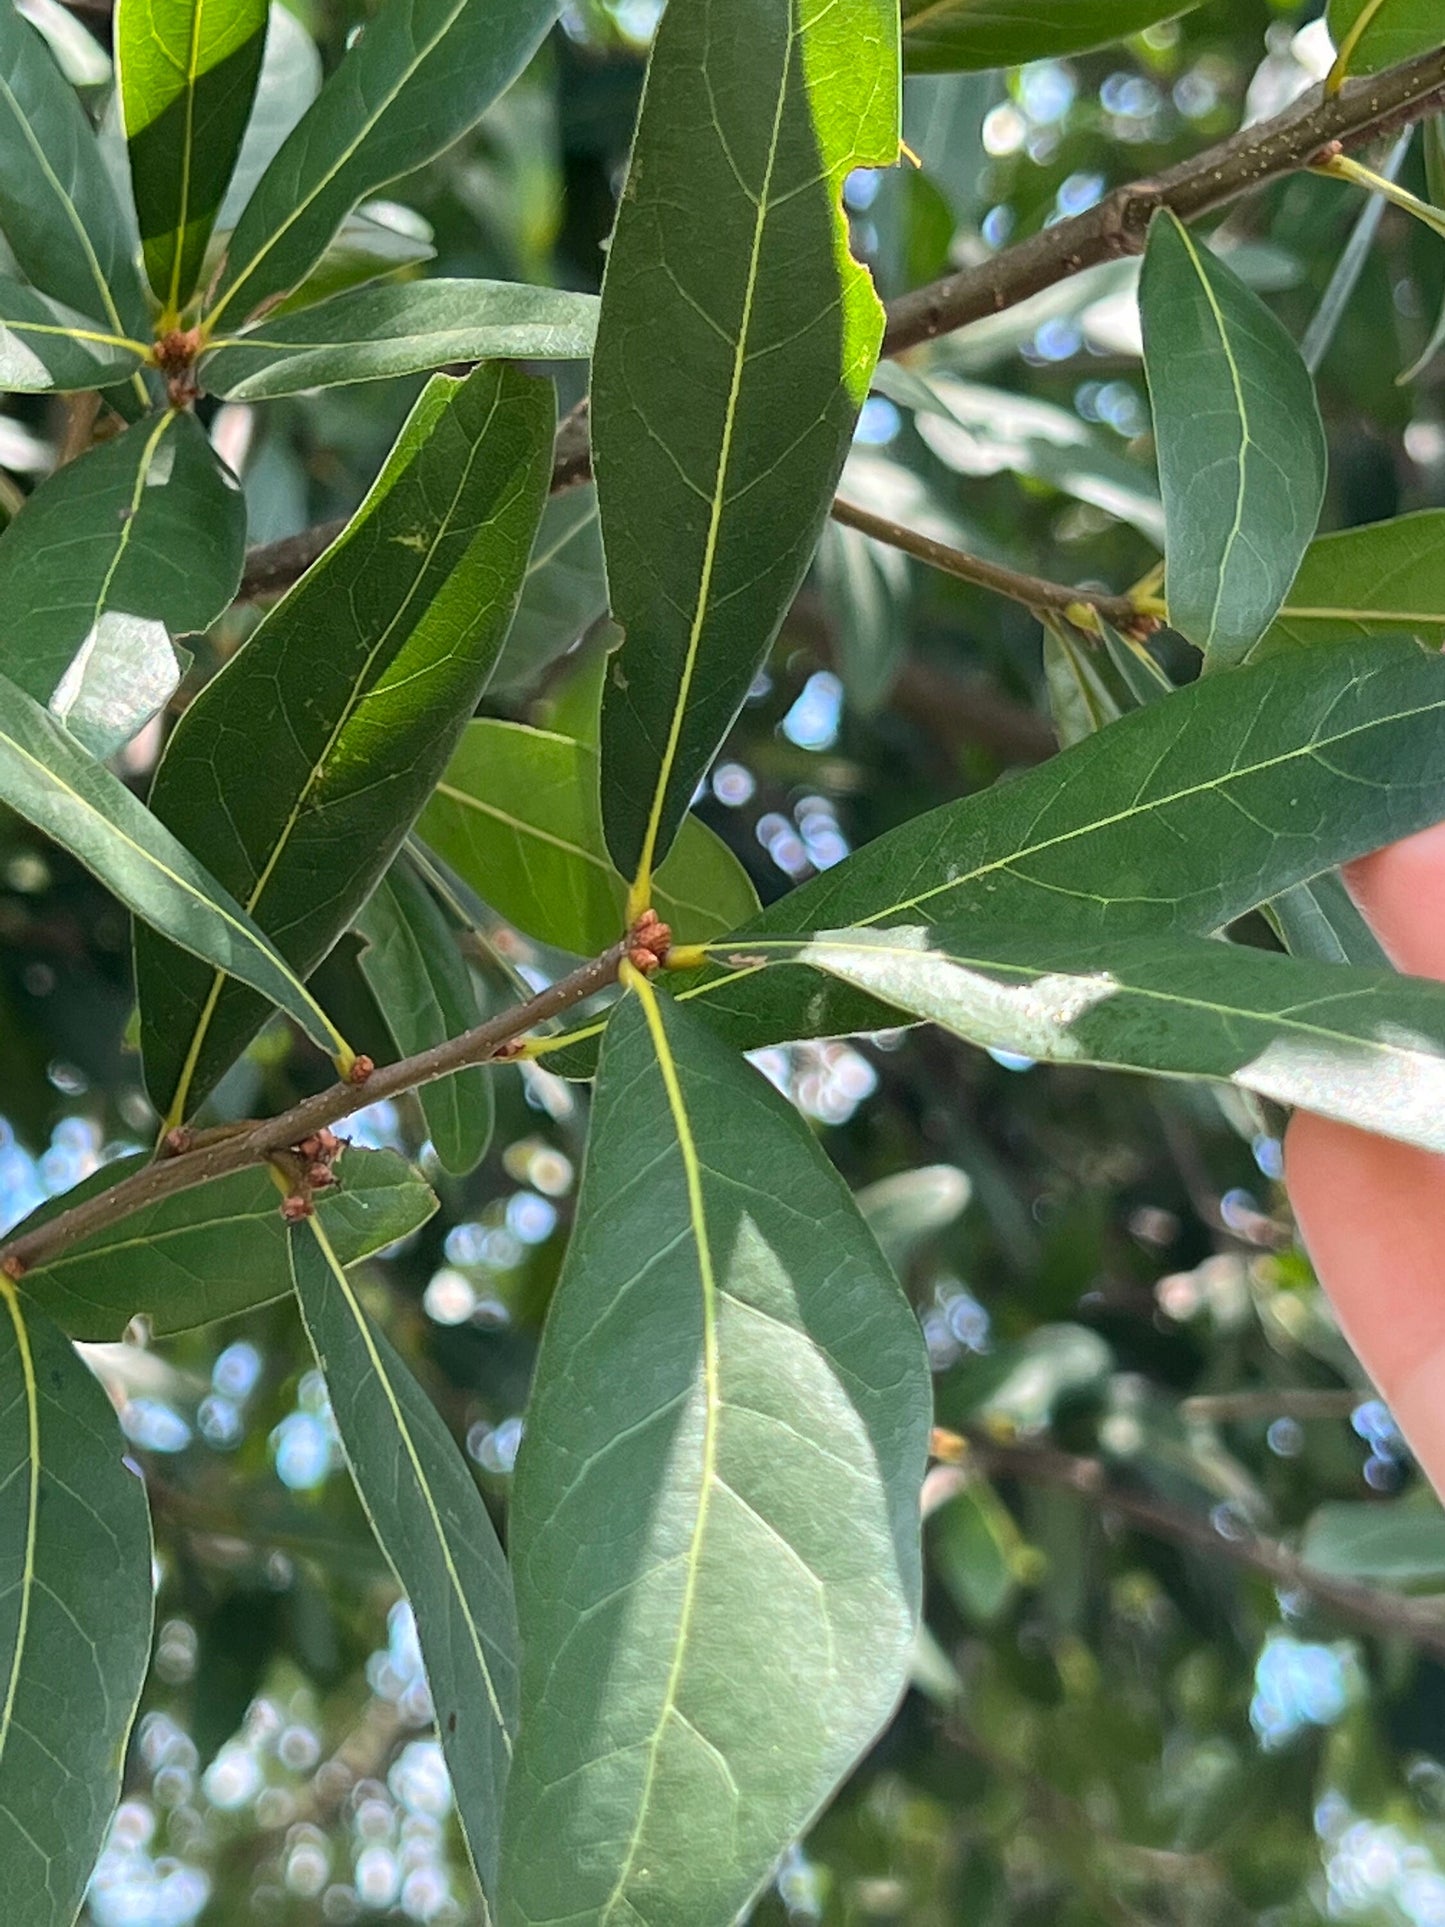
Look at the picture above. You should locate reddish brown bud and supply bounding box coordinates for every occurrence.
[280,1194,314,1223]
[307,1163,337,1190]
[1,1253,26,1281]
[492,1038,526,1061]
[348,1055,375,1086]
[162,1127,194,1158]
[628,944,662,975]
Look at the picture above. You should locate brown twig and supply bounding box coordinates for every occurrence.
[0,940,630,1280]
[935,1426,1445,1663]
[831,496,1146,631]
[884,45,1445,355]
[235,50,1445,609]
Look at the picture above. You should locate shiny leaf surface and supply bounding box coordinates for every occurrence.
[0,274,146,390]
[594,0,899,888]
[500,981,929,1927]
[556,638,1445,1065]
[206,0,558,326]
[1141,212,1326,665]
[201,277,597,399]
[416,719,760,956]
[795,922,1445,1152]
[900,0,1200,72]
[0,408,245,754]
[1254,511,1445,654]
[21,1148,436,1340]
[0,670,347,1062]
[0,0,148,334]
[117,0,267,311]
[135,362,553,1125]
[291,1216,517,1908]
[0,1282,153,1925]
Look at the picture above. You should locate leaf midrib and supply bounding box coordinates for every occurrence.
[626,12,797,902]
[0,696,336,1049]
[1171,217,1254,651]
[165,388,500,1123]
[208,0,472,327]
[297,1215,512,1741]
[802,931,1445,1070]
[598,974,721,1925]
[0,1284,40,1781]
[0,73,127,337]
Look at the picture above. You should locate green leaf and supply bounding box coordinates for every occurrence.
[0,0,149,335]
[135,361,553,1127]
[21,1147,436,1340]
[200,276,597,399]
[565,637,1445,1066]
[265,197,434,316]
[931,1481,1028,1624]
[1254,511,1445,654]
[499,981,929,1927]
[205,0,558,328]
[1141,211,1326,666]
[793,921,1445,1153]
[289,1215,517,1907]
[1270,872,1389,968]
[1328,0,1443,80]
[116,0,268,314]
[900,0,1199,72]
[0,272,146,389]
[0,669,349,1062]
[357,860,494,1177]
[416,717,760,955]
[489,485,607,697]
[1301,1497,1445,1589]
[594,0,900,893]
[0,1280,153,1925]
[214,0,319,230]
[0,408,246,754]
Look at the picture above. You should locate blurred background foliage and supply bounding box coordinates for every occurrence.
[6,0,1445,1920]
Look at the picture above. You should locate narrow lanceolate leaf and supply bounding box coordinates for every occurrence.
[205,0,558,328]
[1270,874,1389,969]
[900,0,1199,73]
[0,409,245,755]
[135,362,553,1126]
[1141,211,1326,666]
[500,983,930,1927]
[1328,0,1442,79]
[554,638,1445,1067]
[798,923,1445,1155]
[22,1147,435,1341]
[213,0,319,229]
[290,1217,517,1908]
[117,0,267,314]
[0,1281,153,1925]
[0,0,149,335]
[594,0,900,893]
[357,861,493,1177]
[201,278,598,400]
[0,671,349,1062]
[416,719,759,957]
[1254,511,1445,654]
[0,274,146,390]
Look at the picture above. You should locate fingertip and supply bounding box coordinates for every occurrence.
[1343,821,1445,980]
[1285,1108,1445,1490]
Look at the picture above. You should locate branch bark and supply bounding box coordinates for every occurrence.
[935,1427,1445,1664]
[236,47,1445,607]
[0,940,629,1279]
[831,495,1146,630]
[885,44,1445,354]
